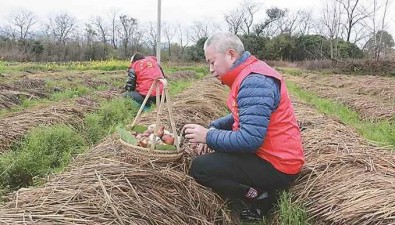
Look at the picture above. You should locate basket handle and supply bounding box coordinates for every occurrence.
[129,79,180,152]
[164,87,180,151]
[130,78,165,129]
[151,79,167,150]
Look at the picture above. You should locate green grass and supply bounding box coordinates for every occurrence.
[0,65,202,197]
[50,86,90,101]
[0,86,95,117]
[165,65,209,76]
[0,98,139,193]
[0,73,123,118]
[277,192,311,225]
[277,67,304,76]
[168,80,194,96]
[0,60,129,72]
[287,81,395,148]
[0,124,86,189]
[0,60,6,74]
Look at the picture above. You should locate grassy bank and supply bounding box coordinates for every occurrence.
[287,81,395,149]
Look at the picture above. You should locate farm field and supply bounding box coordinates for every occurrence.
[0,63,394,224]
[284,70,395,224]
[285,71,395,121]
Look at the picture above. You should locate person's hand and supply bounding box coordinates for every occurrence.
[189,143,209,155]
[182,124,208,144]
[196,143,209,155]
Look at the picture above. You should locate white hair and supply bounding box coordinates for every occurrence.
[204,32,245,55]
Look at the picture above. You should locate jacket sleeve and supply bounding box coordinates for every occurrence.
[125,68,136,91]
[209,114,234,130]
[206,75,280,153]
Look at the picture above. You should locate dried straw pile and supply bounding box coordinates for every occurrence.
[83,77,110,88]
[0,101,96,153]
[0,138,230,225]
[0,91,39,110]
[287,74,395,121]
[292,99,395,225]
[12,78,46,90]
[0,79,47,110]
[0,78,232,225]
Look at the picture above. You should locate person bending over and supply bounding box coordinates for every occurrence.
[124,52,164,107]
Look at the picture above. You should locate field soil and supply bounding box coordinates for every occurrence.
[1,67,395,224]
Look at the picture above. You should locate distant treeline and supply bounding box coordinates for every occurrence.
[1,0,394,62]
[1,32,393,63]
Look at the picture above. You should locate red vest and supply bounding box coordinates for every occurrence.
[130,56,164,96]
[221,56,304,174]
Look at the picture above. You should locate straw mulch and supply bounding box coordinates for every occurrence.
[11,78,47,90]
[83,77,111,88]
[0,79,48,110]
[0,78,233,225]
[287,74,395,121]
[0,100,97,153]
[292,99,395,225]
[0,90,40,110]
[0,138,231,225]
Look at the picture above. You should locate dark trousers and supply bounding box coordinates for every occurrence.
[124,91,157,107]
[190,152,298,211]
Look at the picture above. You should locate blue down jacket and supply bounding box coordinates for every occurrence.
[206,52,280,153]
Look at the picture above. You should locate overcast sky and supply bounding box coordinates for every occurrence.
[1,0,394,38]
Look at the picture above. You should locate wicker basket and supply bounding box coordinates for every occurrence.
[119,78,184,162]
[119,139,183,162]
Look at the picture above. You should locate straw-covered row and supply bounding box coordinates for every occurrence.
[0,100,97,153]
[0,139,230,225]
[0,78,232,225]
[292,99,395,225]
[287,74,395,121]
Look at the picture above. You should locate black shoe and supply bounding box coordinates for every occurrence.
[240,207,264,223]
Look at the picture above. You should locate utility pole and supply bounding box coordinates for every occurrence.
[156,0,162,64]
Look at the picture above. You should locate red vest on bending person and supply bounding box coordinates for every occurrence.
[221,56,304,175]
[130,56,164,96]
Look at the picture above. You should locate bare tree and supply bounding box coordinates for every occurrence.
[108,10,120,49]
[84,23,98,59]
[144,22,157,55]
[295,10,314,35]
[130,28,144,53]
[336,0,370,43]
[118,14,137,56]
[376,0,391,59]
[240,0,261,35]
[162,22,176,57]
[176,23,189,56]
[320,0,343,59]
[46,13,77,45]
[363,0,393,59]
[224,8,245,34]
[5,10,36,41]
[279,10,299,35]
[91,16,109,45]
[188,20,221,43]
[90,16,111,56]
